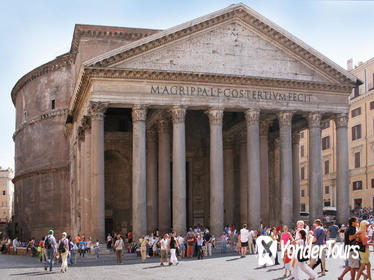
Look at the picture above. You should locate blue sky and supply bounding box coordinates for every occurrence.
[0,0,373,171]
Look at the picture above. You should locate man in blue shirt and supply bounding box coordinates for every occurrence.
[310,219,326,276]
[44,230,57,272]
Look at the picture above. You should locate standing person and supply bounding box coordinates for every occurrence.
[177,234,185,259]
[240,224,249,258]
[338,225,346,243]
[106,233,112,249]
[75,234,80,248]
[310,219,326,276]
[67,236,74,265]
[94,240,100,259]
[221,232,228,254]
[159,234,170,266]
[86,237,92,255]
[140,236,147,263]
[12,237,19,254]
[356,220,371,280]
[186,232,194,258]
[203,229,212,257]
[169,232,179,265]
[44,230,57,272]
[327,221,339,251]
[79,238,86,258]
[196,233,204,260]
[248,229,255,255]
[270,228,280,265]
[281,225,293,268]
[114,235,124,264]
[58,232,69,273]
[292,229,317,280]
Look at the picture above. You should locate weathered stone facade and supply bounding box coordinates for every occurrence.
[12,4,359,240]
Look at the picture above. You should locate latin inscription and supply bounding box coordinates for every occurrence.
[150,85,312,103]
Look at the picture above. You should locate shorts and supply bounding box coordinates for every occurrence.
[179,244,185,251]
[360,248,370,265]
[241,242,248,247]
[348,250,360,269]
[160,250,168,259]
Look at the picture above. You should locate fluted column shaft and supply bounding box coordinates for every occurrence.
[239,132,248,225]
[259,121,270,226]
[308,112,323,222]
[335,113,350,224]
[89,102,107,241]
[158,118,171,234]
[132,106,147,239]
[82,116,92,235]
[171,107,187,235]
[146,129,158,233]
[208,108,224,236]
[274,139,281,225]
[223,137,235,226]
[246,109,261,230]
[278,111,294,226]
[292,133,301,222]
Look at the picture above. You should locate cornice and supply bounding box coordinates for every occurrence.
[13,108,68,140]
[12,164,69,183]
[11,25,159,105]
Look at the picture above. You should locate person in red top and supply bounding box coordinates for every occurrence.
[128,231,133,243]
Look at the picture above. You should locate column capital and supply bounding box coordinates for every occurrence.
[277,111,294,128]
[334,113,349,128]
[146,128,157,142]
[89,102,108,120]
[292,132,300,144]
[132,105,147,122]
[158,119,170,133]
[307,112,321,128]
[259,120,271,136]
[207,108,224,125]
[245,109,260,126]
[170,106,186,124]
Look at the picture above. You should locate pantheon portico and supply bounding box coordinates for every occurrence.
[12,4,359,241]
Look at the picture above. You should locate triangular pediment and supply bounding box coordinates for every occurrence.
[112,21,330,83]
[84,3,358,86]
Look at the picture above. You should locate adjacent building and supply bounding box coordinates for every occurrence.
[0,168,14,222]
[12,4,358,240]
[300,57,374,211]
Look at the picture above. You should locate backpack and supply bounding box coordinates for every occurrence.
[58,240,66,253]
[44,236,52,249]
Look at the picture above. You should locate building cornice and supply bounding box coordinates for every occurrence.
[13,108,68,140]
[67,67,352,122]
[10,25,159,105]
[12,164,69,183]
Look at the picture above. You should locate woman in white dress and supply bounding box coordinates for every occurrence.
[291,229,317,280]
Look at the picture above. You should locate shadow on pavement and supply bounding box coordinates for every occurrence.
[10,271,58,277]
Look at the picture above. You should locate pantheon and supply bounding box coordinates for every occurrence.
[12,4,360,240]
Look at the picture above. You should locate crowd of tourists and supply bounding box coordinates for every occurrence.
[2,213,374,278]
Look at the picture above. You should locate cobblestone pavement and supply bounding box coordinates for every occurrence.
[1,250,373,280]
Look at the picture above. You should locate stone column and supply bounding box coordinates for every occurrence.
[82,116,92,235]
[259,121,270,226]
[208,108,224,236]
[77,128,84,233]
[245,109,261,230]
[158,118,171,234]
[80,133,87,234]
[171,107,187,235]
[292,133,301,222]
[146,128,158,233]
[132,105,147,239]
[278,111,294,226]
[268,138,276,226]
[308,112,323,222]
[274,138,281,225]
[335,113,350,224]
[239,132,248,225]
[89,102,107,241]
[223,136,235,226]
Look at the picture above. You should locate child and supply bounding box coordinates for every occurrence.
[94,240,100,259]
[283,248,292,278]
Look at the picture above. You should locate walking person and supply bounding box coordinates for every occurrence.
[114,235,124,264]
[281,225,293,268]
[140,236,147,263]
[310,219,326,276]
[159,234,170,266]
[94,240,100,259]
[197,233,204,260]
[58,232,69,273]
[79,238,86,258]
[270,227,280,265]
[203,229,213,257]
[292,229,317,280]
[44,230,57,272]
[356,220,371,280]
[240,224,249,258]
[169,232,179,265]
